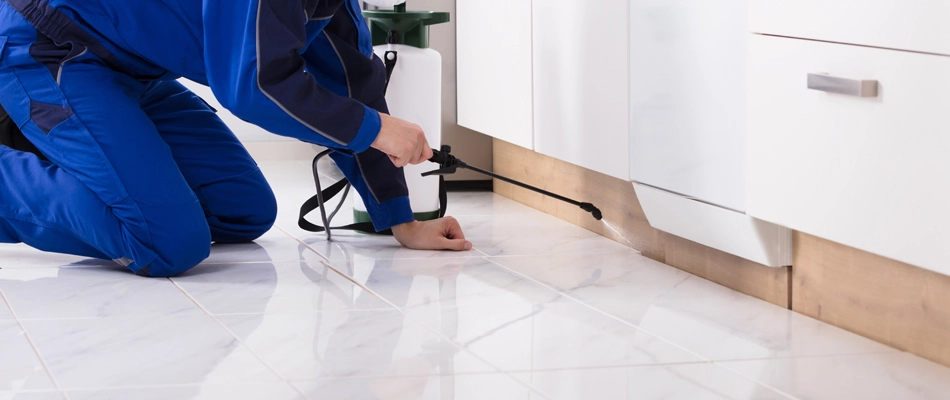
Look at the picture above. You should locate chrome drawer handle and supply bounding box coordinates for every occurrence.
[807,73,879,98]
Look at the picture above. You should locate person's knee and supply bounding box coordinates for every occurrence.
[141,236,210,277]
[138,209,212,277]
[219,192,277,243]
[248,188,278,238]
[205,169,278,243]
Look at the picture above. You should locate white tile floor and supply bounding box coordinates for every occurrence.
[1,160,950,399]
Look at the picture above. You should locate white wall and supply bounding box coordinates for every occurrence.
[179,80,291,143]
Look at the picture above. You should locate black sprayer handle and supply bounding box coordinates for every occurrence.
[428,145,456,164]
[425,146,603,221]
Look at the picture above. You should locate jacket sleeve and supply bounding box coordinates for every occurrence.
[201,0,381,152]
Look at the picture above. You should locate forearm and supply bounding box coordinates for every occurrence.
[328,149,414,232]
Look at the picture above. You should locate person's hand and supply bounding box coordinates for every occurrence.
[371,113,434,167]
[391,217,472,251]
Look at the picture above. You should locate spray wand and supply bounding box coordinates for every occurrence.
[423,145,603,221]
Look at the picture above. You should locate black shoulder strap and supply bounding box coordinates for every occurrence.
[297,178,393,235]
[438,174,447,219]
[383,51,398,95]
[297,157,447,237]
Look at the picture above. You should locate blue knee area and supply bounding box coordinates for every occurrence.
[138,201,212,277]
[200,168,277,244]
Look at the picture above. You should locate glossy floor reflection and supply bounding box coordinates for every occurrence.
[0,159,947,399]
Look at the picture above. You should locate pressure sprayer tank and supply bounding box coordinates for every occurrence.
[353,3,450,224]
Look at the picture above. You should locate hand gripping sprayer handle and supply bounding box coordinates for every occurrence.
[423,145,603,221]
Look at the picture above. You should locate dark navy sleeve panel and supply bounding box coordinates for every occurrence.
[201,0,380,153]
[328,150,414,231]
[338,0,374,57]
[323,5,389,105]
[371,197,414,231]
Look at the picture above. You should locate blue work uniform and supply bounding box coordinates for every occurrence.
[0,0,412,276]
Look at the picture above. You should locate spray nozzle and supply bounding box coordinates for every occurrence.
[580,203,603,221]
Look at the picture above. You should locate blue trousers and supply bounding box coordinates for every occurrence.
[0,22,277,276]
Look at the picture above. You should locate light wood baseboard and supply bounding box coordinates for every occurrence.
[793,232,950,367]
[492,139,790,308]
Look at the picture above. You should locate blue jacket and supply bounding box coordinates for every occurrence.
[38,0,413,230]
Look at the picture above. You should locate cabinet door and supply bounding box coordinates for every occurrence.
[532,0,630,180]
[628,0,748,211]
[457,0,534,150]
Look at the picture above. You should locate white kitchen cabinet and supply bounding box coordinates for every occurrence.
[532,0,631,180]
[628,0,748,211]
[747,34,950,274]
[626,0,791,266]
[456,0,534,150]
[457,0,791,265]
[457,0,630,179]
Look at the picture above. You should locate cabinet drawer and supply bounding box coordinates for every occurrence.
[747,35,950,275]
[750,0,950,55]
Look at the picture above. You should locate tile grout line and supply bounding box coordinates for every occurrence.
[713,362,801,400]
[0,287,13,319]
[275,226,555,399]
[274,227,394,304]
[287,381,311,400]
[3,312,355,321]
[397,313,556,400]
[703,349,901,364]
[0,265,113,270]
[0,286,66,396]
[478,254,803,399]
[197,260,309,266]
[480,248,900,363]
[471,250,641,259]
[470,240,641,259]
[397,312,555,400]
[165,277,289,384]
[287,380,311,400]
[279,361,715,381]
[477,253,713,361]
[56,382,313,395]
